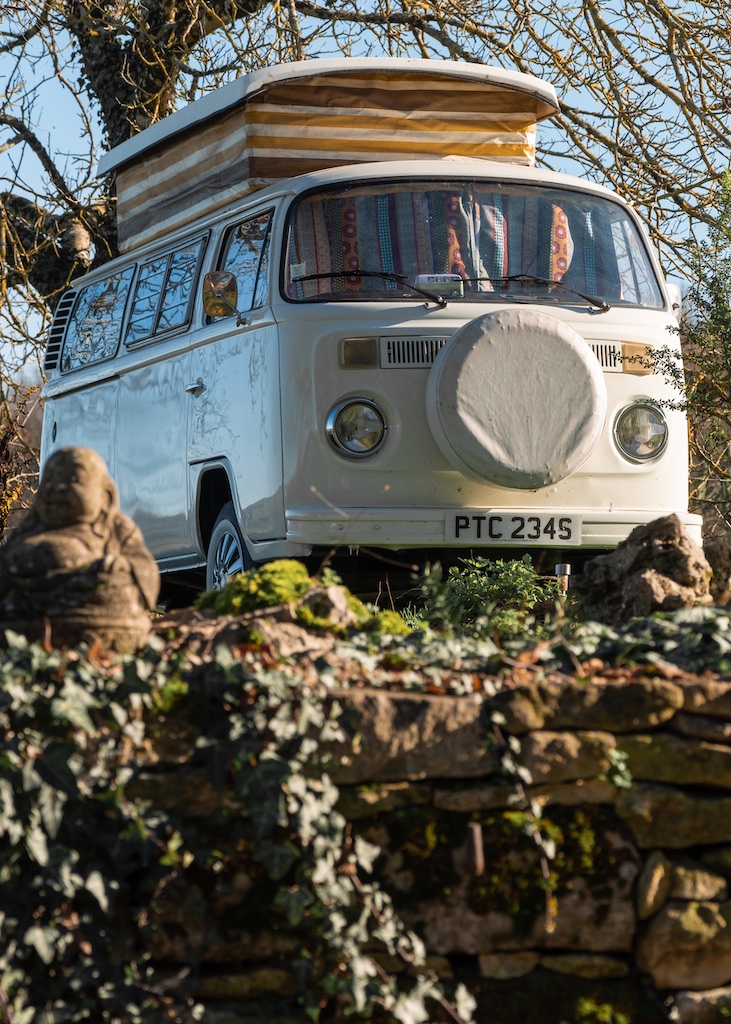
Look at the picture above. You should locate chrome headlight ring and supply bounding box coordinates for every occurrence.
[614,401,669,462]
[326,398,388,458]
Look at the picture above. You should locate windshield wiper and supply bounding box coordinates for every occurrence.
[464,274,610,309]
[290,269,448,308]
[467,273,610,312]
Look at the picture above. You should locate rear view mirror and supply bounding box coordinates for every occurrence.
[202,271,240,318]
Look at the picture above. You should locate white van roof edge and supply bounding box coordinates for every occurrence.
[97,57,559,177]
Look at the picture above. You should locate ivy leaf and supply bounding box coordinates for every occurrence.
[354,835,380,874]
[0,778,23,844]
[25,823,49,866]
[37,783,67,840]
[454,983,477,1023]
[254,841,300,880]
[35,742,79,797]
[85,869,109,912]
[275,884,311,926]
[22,759,42,793]
[50,678,100,733]
[24,925,58,964]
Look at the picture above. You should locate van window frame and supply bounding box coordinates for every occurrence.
[124,233,209,349]
[60,265,136,374]
[209,209,274,321]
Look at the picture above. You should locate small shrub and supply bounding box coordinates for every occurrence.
[405,555,564,640]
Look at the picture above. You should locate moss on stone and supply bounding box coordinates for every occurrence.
[197,559,314,616]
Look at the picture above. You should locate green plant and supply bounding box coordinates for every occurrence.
[575,996,630,1024]
[653,171,731,527]
[602,748,633,790]
[405,555,563,640]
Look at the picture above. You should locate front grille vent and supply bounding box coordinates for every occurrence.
[589,341,623,372]
[43,290,77,371]
[379,335,625,372]
[380,336,449,368]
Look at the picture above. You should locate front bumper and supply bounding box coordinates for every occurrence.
[285,506,704,550]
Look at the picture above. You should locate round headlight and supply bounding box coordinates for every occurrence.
[326,398,387,457]
[614,402,668,461]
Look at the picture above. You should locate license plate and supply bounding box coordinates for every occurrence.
[445,512,582,545]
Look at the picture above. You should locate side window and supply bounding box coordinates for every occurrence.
[126,237,206,345]
[61,267,135,372]
[610,219,662,306]
[219,212,272,312]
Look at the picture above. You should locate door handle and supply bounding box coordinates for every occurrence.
[185,377,205,394]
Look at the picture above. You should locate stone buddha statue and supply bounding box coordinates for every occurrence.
[0,446,160,651]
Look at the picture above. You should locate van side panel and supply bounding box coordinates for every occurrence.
[41,381,118,482]
[188,318,285,541]
[115,349,193,558]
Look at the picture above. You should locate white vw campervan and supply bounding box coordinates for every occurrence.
[40,58,701,591]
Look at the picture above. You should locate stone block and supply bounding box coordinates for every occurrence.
[620,734,731,789]
[328,690,497,783]
[636,901,731,990]
[617,785,731,849]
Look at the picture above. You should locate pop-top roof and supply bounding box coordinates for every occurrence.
[99,57,560,253]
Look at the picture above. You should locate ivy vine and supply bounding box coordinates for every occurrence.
[0,629,476,1024]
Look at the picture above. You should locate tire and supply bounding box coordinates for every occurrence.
[205,503,252,590]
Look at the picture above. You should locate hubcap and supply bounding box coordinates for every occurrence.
[212,529,244,588]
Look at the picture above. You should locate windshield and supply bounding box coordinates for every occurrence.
[284,180,663,308]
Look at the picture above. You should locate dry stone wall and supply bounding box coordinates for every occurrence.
[135,674,731,1024]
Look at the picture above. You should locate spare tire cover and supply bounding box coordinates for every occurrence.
[426,309,607,489]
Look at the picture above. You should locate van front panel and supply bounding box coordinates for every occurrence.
[273,170,699,554]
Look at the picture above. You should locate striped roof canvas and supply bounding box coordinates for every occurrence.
[101,60,559,253]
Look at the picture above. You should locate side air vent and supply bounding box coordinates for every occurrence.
[590,341,623,372]
[380,336,449,368]
[43,290,77,371]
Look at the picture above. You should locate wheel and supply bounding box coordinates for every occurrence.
[206,502,252,590]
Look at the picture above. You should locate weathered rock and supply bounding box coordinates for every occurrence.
[702,848,731,879]
[486,678,684,735]
[539,953,629,978]
[0,446,159,651]
[336,781,432,820]
[636,901,731,989]
[672,986,731,1024]
[528,778,620,807]
[573,515,712,625]
[372,952,454,978]
[433,778,618,813]
[682,681,731,720]
[197,969,296,999]
[297,583,361,629]
[631,853,727,920]
[518,730,616,785]
[671,861,729,903]
[620,734,731,789]
[402,827,638,955]
[414,876,637,955]
[433,782,518,812]
[636,851,673,920]
[671,712,731,745]
[327,690,496,783]
[617,784,731,848]
[704,531,731,602]
[478,952,538,978]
